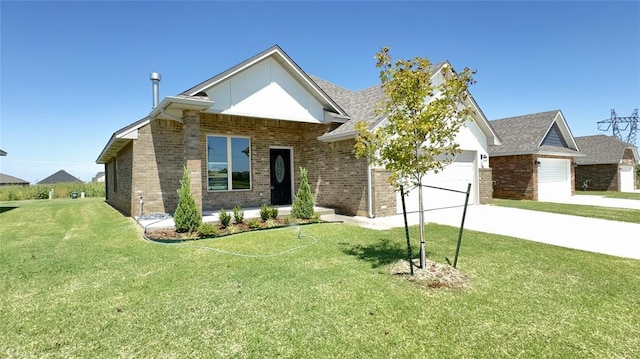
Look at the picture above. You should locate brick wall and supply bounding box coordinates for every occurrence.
[490,154,536,200]
[304,139,369,216]
[106,142,133,216]
[575,164,619,191]
[372,169,396,217]
[132,119,184,215]
[198,114,369,216]
[478,168,493,204]
[110,113,374,218]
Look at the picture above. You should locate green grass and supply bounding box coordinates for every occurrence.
[493,198,640,223]
[2,198,640,358]
[576,191,640,200]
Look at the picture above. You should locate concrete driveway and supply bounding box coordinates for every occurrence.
[327,196,640,260]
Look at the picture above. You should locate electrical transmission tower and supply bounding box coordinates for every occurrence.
[597,108,639,146]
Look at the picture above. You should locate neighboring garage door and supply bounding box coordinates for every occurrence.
[619,166,635,192]
[397,151,477,214]
[537,158,571,201]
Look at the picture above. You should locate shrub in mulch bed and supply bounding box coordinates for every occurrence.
[145,217,324,242]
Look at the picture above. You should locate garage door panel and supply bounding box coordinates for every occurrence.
[537,158,571,200]
[620,166,634,192]
[397,151,476,213]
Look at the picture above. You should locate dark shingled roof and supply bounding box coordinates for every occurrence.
[37,170,83,184]
[488,110,580,156]
[0,173,29,185]
[311,62,448,140]
[574,135,639,165]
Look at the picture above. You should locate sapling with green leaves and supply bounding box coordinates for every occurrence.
[354,47,476,268]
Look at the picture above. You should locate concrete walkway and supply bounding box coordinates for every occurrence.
[322,196,640,260]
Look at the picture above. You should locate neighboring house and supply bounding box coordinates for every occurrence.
[0,173,29,187]
[489,110,583,201]
[574,135,639,192]
[92,172,106,183]
[37,170,83,184]
[0,149,7,156]
[96,45,500,218]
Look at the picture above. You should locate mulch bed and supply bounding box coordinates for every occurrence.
[145,218,319,241]
[386,259,471,290]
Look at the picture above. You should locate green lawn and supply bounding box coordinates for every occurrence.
[576,191,640,200]
[492,199,640,223]
[2,198,639,358]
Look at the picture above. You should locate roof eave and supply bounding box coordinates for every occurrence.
[317,130,357,143]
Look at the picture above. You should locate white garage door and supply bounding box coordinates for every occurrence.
[397,151,476,214]
[537,158,571,201]
[620,166,635,192]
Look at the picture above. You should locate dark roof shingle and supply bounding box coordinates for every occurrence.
[37,170,83,184]
[574,135,639,165]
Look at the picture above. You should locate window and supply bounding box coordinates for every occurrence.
[207,135,251,191]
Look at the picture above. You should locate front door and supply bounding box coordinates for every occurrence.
[270,148,292,205]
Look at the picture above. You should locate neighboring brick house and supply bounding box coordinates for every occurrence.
[489,110,583,201]
[0,149,6,156]
[574,135,638,192]
[96,45,500,218]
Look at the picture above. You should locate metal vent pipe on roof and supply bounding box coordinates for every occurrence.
[150,72,161,109]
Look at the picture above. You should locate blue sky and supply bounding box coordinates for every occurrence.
[1,1,638,183]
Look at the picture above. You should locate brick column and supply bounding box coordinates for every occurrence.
[479,168,493,204]
[183,110,203,212]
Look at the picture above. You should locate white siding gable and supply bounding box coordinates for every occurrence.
[205,57,325,123]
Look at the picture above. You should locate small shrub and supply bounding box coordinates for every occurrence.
[265,219,278,228]
[260,203,270,222]
[310,213,322,223]
[198,222,218,237]
[292,167,314,219]
[283,216,292,225]
[174,167,202,233]
[270,206,278,219]
[33,187,50,200]
[219,208,231,228]
[248,218,262,229]
[233,205,244,224]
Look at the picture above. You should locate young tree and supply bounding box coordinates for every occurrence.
[354,47,476,268]
[292,167,314,220]
[174,166,202,233]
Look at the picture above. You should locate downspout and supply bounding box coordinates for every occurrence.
[367,164,374,218]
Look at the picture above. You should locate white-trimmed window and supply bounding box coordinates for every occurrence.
[207,135,251,191]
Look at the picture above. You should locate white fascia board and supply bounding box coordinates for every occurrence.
[317,130,357,143]
[324,111,350,123]
[490,150,585,158]
[149,96,214,119]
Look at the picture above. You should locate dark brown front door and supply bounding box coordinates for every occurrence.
[270,148,292,205]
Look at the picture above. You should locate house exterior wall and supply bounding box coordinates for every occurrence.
[106,142,133,216]
[197,114,369,216]
[575,164,619,191]
[303,138,369,216]
[490,154,536,200]
[372,169,396,217]
[491,154,575,200]
[479,168,493,204]
[130,119,185,216]
[622,148,636,166]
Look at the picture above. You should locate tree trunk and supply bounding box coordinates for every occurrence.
[418,175,426,268]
